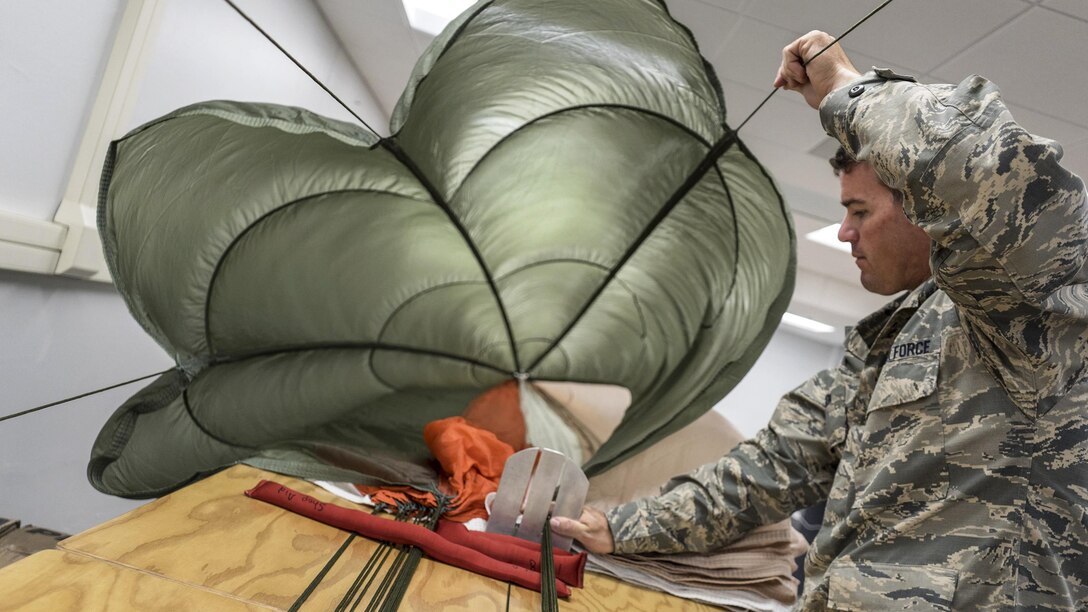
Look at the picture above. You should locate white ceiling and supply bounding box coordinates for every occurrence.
[314,0,1088,341]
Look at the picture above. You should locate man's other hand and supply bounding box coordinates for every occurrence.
[773,30,861,109]
[550,507,615,554]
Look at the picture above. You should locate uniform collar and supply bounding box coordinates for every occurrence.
[846,278,937,356]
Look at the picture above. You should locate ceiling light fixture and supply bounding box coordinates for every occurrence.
[780,312,835,334]
[402,0,476,36]
[804,223,851,254]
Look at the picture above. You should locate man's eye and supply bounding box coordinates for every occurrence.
[852,210,867,219]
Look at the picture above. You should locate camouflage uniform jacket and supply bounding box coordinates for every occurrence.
[606,71,1088,610]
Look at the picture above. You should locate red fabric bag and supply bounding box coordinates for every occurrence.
[246,480,574,597]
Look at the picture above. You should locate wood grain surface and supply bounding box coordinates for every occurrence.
[0,550,267,611]
[48,464,717,610]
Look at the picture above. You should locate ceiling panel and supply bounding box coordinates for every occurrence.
[316,0,424,122]
[708,15,796,91]
[933,7,1088,129]
[741,0,1030,73]
[740,135,844,221]
[720,78,829,151]
[1062,140,1088,184]
[664,1,743,59]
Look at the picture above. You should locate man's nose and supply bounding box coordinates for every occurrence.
[837,221,857,244]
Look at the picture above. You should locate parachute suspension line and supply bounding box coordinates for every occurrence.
[732,0,896,135]
[289,533,356,612]
[307,496,448,612]
[221,0,384,138]
[0,369,172,424]
[380,139,524,375]
[333,504,404,611]
[376,498,448,611]
[523,0,896,374]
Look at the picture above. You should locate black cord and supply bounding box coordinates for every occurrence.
[0,369,172,424]
[290,533,356,612]
[733,0,896,134]
[221,0,383,137]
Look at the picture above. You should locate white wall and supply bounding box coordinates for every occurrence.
[715,327,844,438]
[0,0,385,535]
[129,0,384,132]
[0,2,126,221]
[0,269,170,533]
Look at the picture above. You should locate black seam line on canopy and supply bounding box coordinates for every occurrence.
[201,187,439,356]
[361,256,648,384]
[720,156,741,303]
[523,130,745,374]
[376,138,524,375]
[90,456,216,500]
[582,148,794,472]
[210,342,510,376]
[385,1,723,143]
[737,138,792,246]
[490,257,650,338]
[592,265,795,472]
[678,157,737,332]
[220,0,521,374]
[182,388,259,450]
[447,103,723,204]
[365,257,652,365]
[372,278,517,352]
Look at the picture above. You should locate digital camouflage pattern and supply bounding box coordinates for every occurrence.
[606,71,1088,610]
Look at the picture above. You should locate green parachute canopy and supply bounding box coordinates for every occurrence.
[90,0,795,497]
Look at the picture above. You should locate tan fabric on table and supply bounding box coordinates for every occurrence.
[572,406,807,609]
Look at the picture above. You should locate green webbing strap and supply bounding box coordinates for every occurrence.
[378,500,447,611]
[290,533,356,612]
[351,504,414,612]
[336,531,395,611]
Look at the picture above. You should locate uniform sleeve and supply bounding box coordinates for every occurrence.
[820,73,1088,404]
[605,365,848,554]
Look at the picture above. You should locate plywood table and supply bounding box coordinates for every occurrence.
[0,465,717,611]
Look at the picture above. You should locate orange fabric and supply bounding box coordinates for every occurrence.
[423,416,514,521]
[365,487,437,511]
[355,416,515,521]
[462,380,528,450]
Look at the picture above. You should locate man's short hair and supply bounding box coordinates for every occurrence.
[829,145,858,177]
[830,145,904,205]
